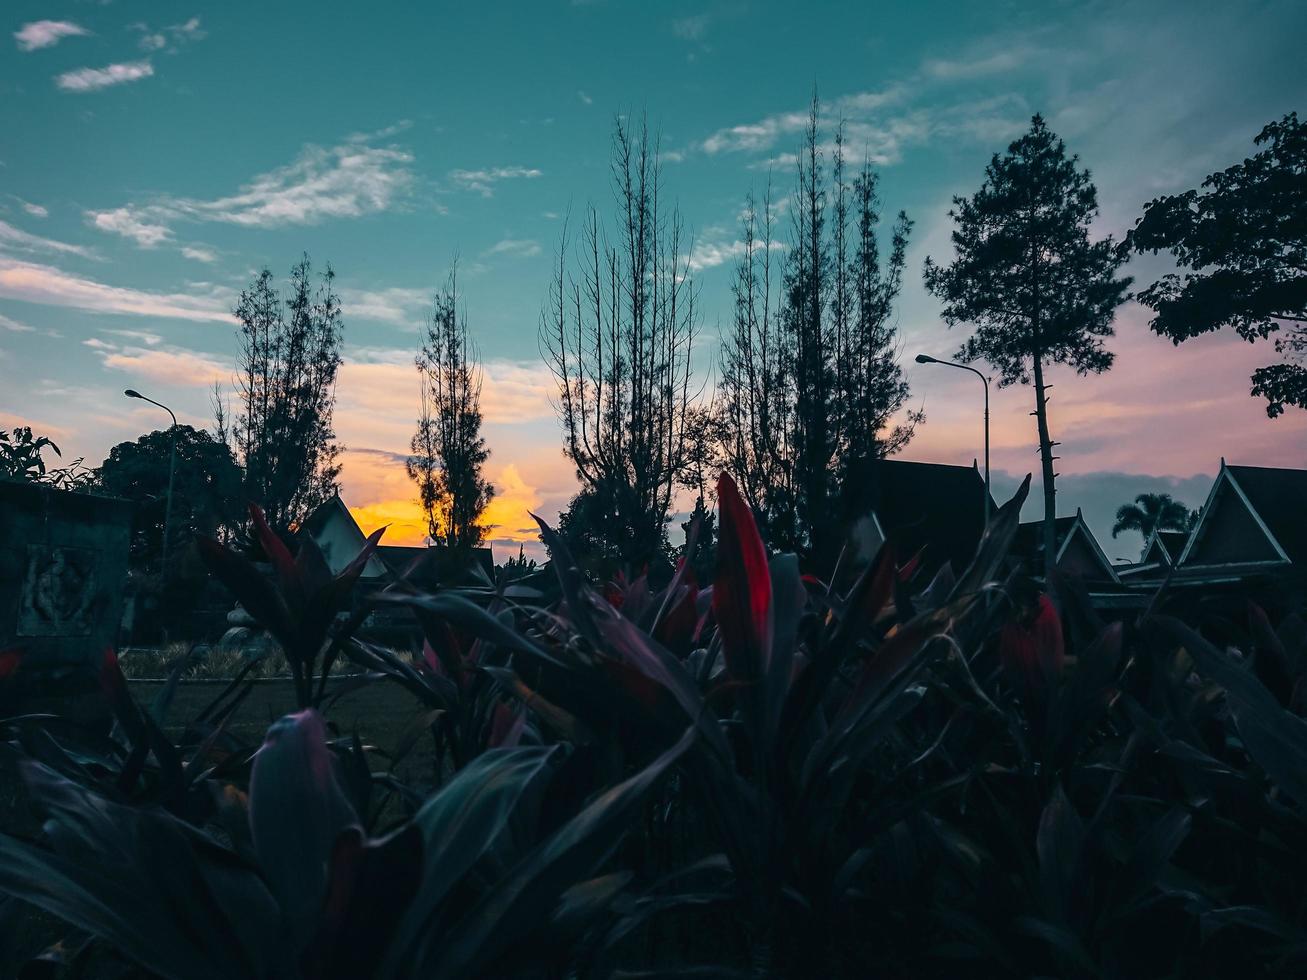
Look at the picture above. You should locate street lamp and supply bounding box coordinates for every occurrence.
[124,389,178,571]
[915,354,990,527]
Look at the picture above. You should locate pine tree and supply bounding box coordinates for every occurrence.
[924,115,1131,578]
[408,265,495,554]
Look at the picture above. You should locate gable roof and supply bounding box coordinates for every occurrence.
[1142,528,1190,566]
[860,459,994,576]
[1179,461,1299,568]
[299,493,389,578]
[1014,511,1120,584]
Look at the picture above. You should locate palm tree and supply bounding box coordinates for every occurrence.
[1111,492,1192,539]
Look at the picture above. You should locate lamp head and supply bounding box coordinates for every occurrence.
[124,389,142,399]
[914,354,937,365]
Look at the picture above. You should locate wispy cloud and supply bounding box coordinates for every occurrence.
[87,335,229,387]
[0,255,234,322]
[688,236,785,272]
[0,313,37,333]
[132,16,206,53]
[14,20,89,52]
[923,49,1028,80]
[56,61,154,93]
[483,238,542,258]
[672,13,712,42]
[577,90,593,105]
[19,201,49,219]
[339,286,431,326]
[180,245,217,263]
[449,166,543,197]
[86,138,415,247]
[0,219,94,259]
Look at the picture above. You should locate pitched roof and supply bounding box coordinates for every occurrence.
[1013,511,1120,583]
[1227,464,1307,564]
[298,493,389,578]
[860,459,994,575]
[1142,528,1190,566]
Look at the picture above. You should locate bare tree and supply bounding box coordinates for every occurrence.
[541,114,699,568]
[407,265,495,553]
[233,255,343,536]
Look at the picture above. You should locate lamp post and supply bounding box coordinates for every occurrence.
[124,389,178,571]
[915,354,990,527]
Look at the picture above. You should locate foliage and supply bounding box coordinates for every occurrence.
[231,255,345,536]
[924,114,1132,577]
[1127,112,1307,417]
[1111,491,1195,541]
[0,426,95,490]
[98,425,243,566]
[407,264,496,553]
[717,93,919,557]
[11,477,1307,978]
[541,114,699,569]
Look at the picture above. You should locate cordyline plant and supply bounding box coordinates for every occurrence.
[0,704,697,979]
[443,470,1033,976]
[197,504,384,709]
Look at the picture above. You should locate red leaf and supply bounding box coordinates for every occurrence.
[0,649,22,681]
[250,503,297,583]
[713,472,771,682]
[999,593,1065,699]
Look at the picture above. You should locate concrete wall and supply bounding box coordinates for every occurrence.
[0,482,132,675]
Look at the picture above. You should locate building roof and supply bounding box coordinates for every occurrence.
[1179,461,1306,568]
[1141,528,1190,566]
[1013,511,1120,584]
[860,459,994,576]
[1227,464,1307,564]
[378,543,495,585]
[298,493,390,579]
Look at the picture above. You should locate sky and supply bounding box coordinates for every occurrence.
[2,0,1305,563]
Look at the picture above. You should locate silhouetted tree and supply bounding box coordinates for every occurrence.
[233,255,343,536]
[1111,492,1193,541]
[1127,112,1307,418]
[407,265,495,553]
[541,115,698,569]
[924,115,1131,578]
[716,93,918,557]
[0,427,92,489]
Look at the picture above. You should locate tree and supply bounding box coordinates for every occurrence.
[716,92,918,556]
[407,265,495,553]
[98,425,242,566]
[0,426,92,489]
[1126,112,1307,418]
[232,255,344,536]
[1110,491,1193,541]
[924,115,1131,578]
[541,114,698,569]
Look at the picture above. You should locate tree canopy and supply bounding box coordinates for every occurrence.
[1127,112,1307,417]
[924,114,1132,577]
[1110,491,1194,541]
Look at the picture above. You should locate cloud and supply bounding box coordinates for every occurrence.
[133,16,205,53]
[87,139,415,246]
[339,286,430,326]
[577,90,593,105]
[687,236,785,272]
[672,13,711,42]
[449,166,543,197]
[19,201,48,219]
[14,20,89,52]
[0,313,37,333]
[923,49,1027,80]
[0,219,95,259]
[180,245,217,263]
[56,61,155,93]
[88,336,229,387]
[0,255,234,321]
[88,208,171,247]
[483,238,542,258]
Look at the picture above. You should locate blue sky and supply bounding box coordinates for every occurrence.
[3,0,1305,559]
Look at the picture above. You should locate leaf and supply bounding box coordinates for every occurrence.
[951,474,1031,601]
[1036,783,1086,925]
[713,472,772,686]
[248,710,358,948]
[424,728,697,979]
[383,745,560,975]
